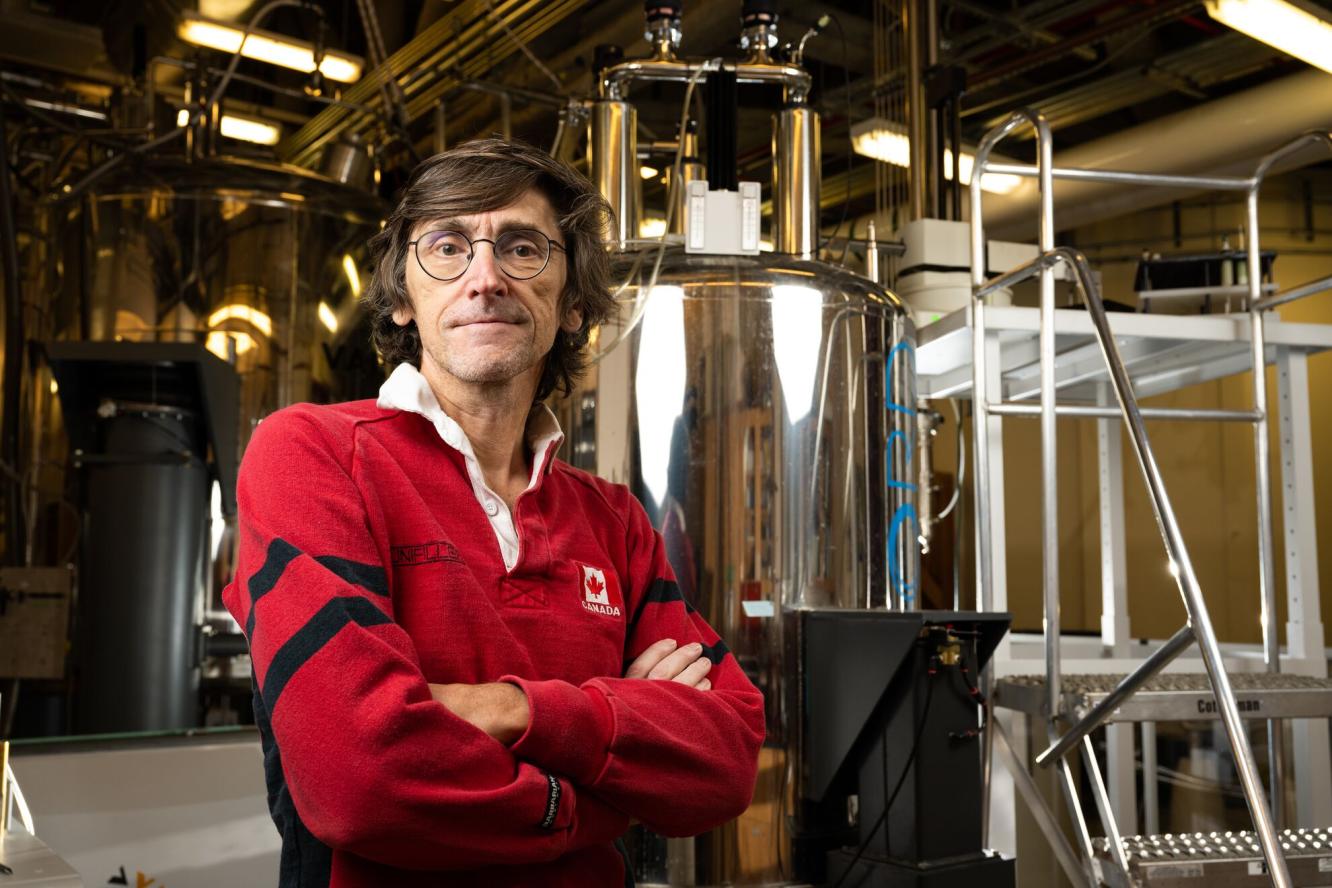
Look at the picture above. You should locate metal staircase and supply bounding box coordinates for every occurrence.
[960,111,1332,888]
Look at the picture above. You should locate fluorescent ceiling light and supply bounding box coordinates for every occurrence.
[177,108,281,145]
[850,119,1024,195]
[640,165,660,180]
[208,303,273,336]
[318,301,339,334]
[178,11,363,83]
[1205,0,1332,74]
[342,254,362,296]
[206,330,257,359]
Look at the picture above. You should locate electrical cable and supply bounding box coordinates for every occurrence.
[831,659,937,888]
[589,58,720,364]
[947,638,988,742]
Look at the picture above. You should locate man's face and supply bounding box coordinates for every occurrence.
[393,188,581,395]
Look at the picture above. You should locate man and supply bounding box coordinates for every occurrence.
[224,139,764,888]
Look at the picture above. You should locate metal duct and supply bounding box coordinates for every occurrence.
[983,69,1332,236]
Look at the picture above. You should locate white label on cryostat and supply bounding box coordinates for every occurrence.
[1319,857,1332,873]
[741,600,775,618]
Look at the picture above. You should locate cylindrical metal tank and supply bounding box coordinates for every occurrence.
[26,155,382,734]
[590,100,640,247]
[74,404,210,733]
[557,248,918,885]
[772,107,821,259]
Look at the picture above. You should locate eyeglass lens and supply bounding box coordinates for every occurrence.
[416,229,552,280]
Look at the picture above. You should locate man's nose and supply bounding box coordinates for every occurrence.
[463,241,507,296]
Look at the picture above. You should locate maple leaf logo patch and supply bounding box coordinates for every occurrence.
[577,563,621,617]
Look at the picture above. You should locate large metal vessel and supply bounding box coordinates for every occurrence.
[568,2,920,881]
[560,248,915,884]
[25,154,382,734]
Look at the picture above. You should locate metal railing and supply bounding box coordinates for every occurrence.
[969,111,1332,888]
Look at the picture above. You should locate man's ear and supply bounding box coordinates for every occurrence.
[392,303,414,327]
[560,303,583,334]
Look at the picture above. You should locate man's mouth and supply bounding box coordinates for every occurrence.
[456,317,520,327]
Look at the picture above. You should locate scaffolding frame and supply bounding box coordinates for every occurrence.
[966,110,1332,888]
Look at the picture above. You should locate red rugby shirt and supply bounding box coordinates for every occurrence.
[223,394,765,888]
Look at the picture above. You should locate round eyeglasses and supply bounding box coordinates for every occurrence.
[408,229,567,282]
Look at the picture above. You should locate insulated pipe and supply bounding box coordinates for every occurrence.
[601,58,809,103]
[773,106,821,258]
[590,100,639,247]
[984,69,1332,234]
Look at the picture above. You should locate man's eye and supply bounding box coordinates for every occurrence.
[511,244,535,257]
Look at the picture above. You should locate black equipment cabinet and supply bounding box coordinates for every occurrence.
[795,608,1015,887]
[45,341,238,734]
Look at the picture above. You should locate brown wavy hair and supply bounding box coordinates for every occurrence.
[364,138,614,401]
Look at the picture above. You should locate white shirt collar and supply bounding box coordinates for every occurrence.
[376,362,564,466]
[376,363,563,572]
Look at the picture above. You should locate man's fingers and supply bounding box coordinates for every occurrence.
[671,656,712,688]
[624,638,679,679]
[697,678,711,691]
[648,642,704,680]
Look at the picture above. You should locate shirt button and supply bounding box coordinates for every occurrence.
[485,500,499,516]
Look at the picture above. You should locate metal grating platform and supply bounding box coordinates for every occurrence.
[1094,828,1332,888]
[994,672,1332,722]
[914,305,1332,403]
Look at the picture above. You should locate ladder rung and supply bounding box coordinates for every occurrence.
[987,402,1261,422]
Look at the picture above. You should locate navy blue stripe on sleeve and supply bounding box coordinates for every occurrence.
[314,555,390,597]
[247,538,301,637]
[262,596,393,714]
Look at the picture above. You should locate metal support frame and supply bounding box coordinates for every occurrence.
[966,114,1332,888]
[993,718,1093,888]
[1275,349,1332,827]
[1098,384,1138,835]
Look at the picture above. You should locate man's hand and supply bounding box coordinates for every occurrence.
[428,682,530,746]
[624,639,712,690]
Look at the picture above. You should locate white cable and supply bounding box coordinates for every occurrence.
[590,58,720,364]
[936,399,965,520]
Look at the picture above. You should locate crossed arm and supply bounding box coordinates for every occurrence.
[430,638,714,745]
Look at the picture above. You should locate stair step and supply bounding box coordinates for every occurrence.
[1093,828,1332,888]
[994,672,1332,722]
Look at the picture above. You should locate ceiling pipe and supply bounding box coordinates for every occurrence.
[982,68,1332,237]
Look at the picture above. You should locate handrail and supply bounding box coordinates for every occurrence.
[976,244,1293,887]
[989,403,1260,422]
[969,108,1056,854]
[1254,273,1332,312]
[970,107,1057,709]
[1037,625,1195,765]
[983,162,1254,192]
